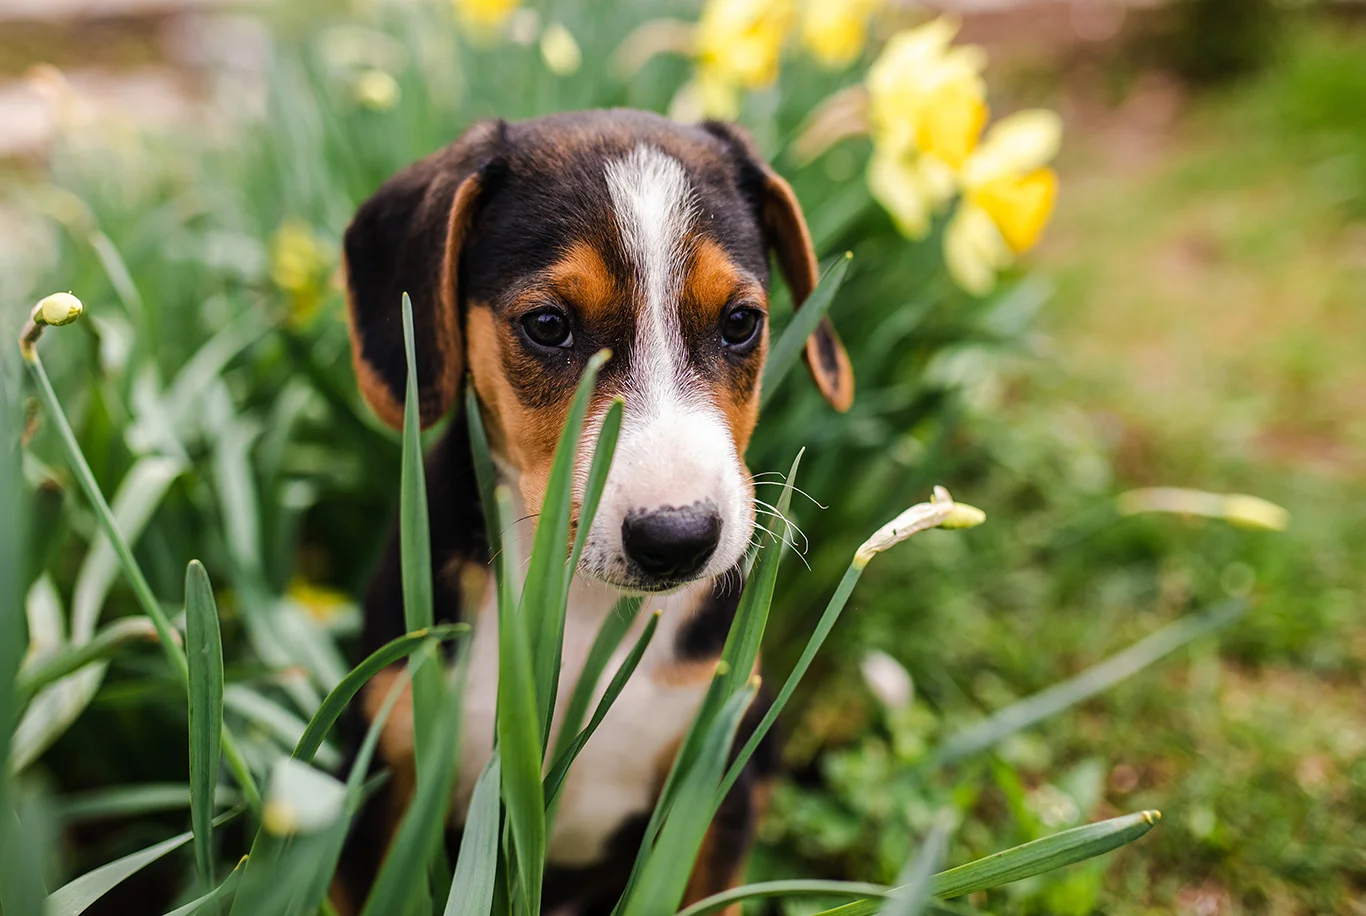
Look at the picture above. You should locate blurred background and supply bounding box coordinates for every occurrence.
[2,0,1363,914]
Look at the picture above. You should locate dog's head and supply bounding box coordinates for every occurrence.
[343,110,852,593]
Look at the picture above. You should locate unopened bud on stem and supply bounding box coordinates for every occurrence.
[20,291,84,359]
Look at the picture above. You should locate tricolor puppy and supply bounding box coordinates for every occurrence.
[336,109,853,915]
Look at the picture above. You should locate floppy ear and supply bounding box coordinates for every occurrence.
[702,121,855,412]
[343,120,504,429]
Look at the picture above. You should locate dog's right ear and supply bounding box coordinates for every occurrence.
[343,120,505,429]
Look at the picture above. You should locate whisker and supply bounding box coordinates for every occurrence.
[751,480,828,510]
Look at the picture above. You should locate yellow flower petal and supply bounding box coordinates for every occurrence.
[917,82,987,169]
[801,0,882,68]
[944,202,1012,296]
[540,23,582,76]
[868,149,956,239]
[962,108,1062,188]
[697,0,793,89]
[971,167,1057,253]
[455,0,521,30]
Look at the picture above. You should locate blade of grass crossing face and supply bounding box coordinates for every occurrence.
[291,623,468,764]
[465,385,502,564]
[549,596,642,767]
[544,609,661,812]
[47,807,244,916]
[565,397,623,588]
[932,601,1247,766]
[880,810,955,916]
[185,561,224,895]
[491,485,546,914]
[524,349,610,748]
[360,663,469,916]
[761,253,851,407]
[399,292,442,796]
[160,858,246,916]
[444,754,501,916]
[620,681,756,916]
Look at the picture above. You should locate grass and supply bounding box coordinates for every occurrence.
[2,3,1362,915]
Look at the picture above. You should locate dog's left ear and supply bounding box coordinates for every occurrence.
[703,121,855,412]
[343,120,505,429]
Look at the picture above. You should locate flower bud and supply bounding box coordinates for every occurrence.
[540,24,582,76]
[38,292,83,326]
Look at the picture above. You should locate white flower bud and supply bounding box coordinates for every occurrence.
[861,650,913,710]
[38,291,83,326]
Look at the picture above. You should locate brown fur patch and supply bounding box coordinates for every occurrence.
[548,240,619,319]
[651,658,722,688]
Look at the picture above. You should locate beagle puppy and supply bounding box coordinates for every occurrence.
[335,109,854,915]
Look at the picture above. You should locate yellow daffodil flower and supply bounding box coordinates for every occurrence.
[696,0,793,89]
[801,0,883,69]
[455,0,521,33]
[540,23,583,76]
[946,108,1061,294]
[270,219,333,326]
[286,578,356,627]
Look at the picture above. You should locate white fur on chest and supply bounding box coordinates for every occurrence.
[454,569,711,867]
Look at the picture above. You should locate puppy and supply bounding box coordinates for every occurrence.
[335,109,854,915]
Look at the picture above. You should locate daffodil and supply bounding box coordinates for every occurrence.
[455,0,521,33]
[540,23,583,76]
[677,0,792,119]
[800,0,883,69]
[286,578,356,628]
[945,108,1061,294]
[269,219,333,326]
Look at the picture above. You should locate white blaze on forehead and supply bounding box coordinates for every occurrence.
[604,144,696,400]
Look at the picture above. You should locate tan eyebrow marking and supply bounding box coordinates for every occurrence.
[547,240,619,318]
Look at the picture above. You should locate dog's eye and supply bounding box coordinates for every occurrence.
[521,308,573,349]
[721,307,763,349]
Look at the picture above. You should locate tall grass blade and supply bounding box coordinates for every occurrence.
[932,600,1247,766]
[761,253,851,406]
[185,560,225,895]
[47,807,244,916]
[0,790,55,916]
[465,384,501,563]
[55,785,240,824]
[360,663,468,916]
[525,349,610,748]
[0,361,23,796]
[880,810,954,916]
[292,623,468,764]
[549,596,642,767]
[492,484,546,914]
[161,858,246,916]
[399,291,442,793]
[565,397,623,585]
[444,754,501,916]
[620,680,756,916]
[544,609,661,811]
[15,618,160,708]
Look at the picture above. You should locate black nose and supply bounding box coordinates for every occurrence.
[622,503,722,580]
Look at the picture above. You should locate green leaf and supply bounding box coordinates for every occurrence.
[524,349,610,748]
[491,484,546,914]
[444,753,501,916]
[291,623,468,764]
[548,596,642,769]
[565,397,623,587]
[465,384,501,565]
[360,663,468,916]
[0,789,56,916]
[544,609,661,811]
[881,810,954,916]
[46,807,244,916]
[223,686,340,770]
[15,617,159,708]
[814,812,1162,916]
[0,354,27,805]
[932,600,1247,766]
[185,560,225,896]
[161,858,246,916]
[673,881,893,916]
[620,679,756,916]
[399,291,443,797]
[55,784,240,824]
[761,253,852,406]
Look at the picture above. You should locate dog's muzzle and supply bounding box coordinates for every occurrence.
[621,501,722,583]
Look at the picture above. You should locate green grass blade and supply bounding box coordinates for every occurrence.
[492,484,546,914]
[881,810,955,916]
[620,680,756,916]
[0,356,26,802]
[161,858,246,916]
[565,397,623,587]
[15,617,159,709]
[549,596,642,768]
[525,349,610,748]
[718,560,862,800]
[399,291,443,797]
[185,560,225,895]
[55,785,239,824]
[674,881,893,916]
[465,383,502,564]
[931,811,1161,899]
[761,253,852,407]
[0,789,56,916]
[360,663,468,916]
[46,807,244,916]
[292,623,468,764]
[444,753,501,916]
[814,812,1161,916]
[544,609,661,811]
[932,600,1247,766]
